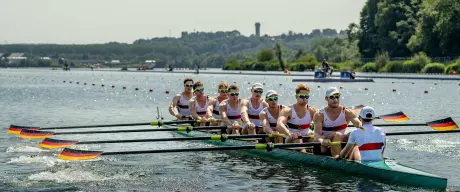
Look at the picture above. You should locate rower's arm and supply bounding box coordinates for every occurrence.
[276,107,291,135]
[345,109,362,128]
[206,97,215,118]
[240,99,251,126]
[313,111,324,142]
[259,110,272,134]
[219,102,231,126]
[340,131,356,159]
[189,99,200,120]
[168,94,181,117]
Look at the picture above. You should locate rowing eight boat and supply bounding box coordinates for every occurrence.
[172,126,447,190]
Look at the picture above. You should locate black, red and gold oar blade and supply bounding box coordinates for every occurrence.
[58,148,103,160]
[351,105,365,111]
[8,125,40,134]
[426,117,459,131]
[378,111,409,122]
[40,138,78,149]
[19,129,55,139]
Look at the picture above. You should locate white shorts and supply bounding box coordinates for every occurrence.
[288,128,312,136]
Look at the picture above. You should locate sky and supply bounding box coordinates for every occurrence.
[0,0,367,44]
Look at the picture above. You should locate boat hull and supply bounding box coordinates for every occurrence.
[175,130,447,190]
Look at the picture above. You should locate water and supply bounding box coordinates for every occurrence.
[1,68,459,191]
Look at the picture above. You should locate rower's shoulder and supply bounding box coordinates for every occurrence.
[219,99,229,107]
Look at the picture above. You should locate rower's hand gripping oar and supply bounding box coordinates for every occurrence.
[40,133,283,149]
[8,119,219,135]
[18,125,233,139]
[58,142,343,161]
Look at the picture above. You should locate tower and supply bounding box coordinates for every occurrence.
[255,22,261,37]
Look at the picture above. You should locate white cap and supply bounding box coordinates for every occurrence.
[265,90,278,98]
[359,106,376,119]
[251,83,263,90]
[326,87,340,96]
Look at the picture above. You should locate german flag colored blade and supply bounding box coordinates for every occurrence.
[40,138,78,149]
[59,148,103,160]
[351,105,365,111]
[19,129,55,139]
[378,111,409,122]
[426,117,459,131]
[8,125,40,135]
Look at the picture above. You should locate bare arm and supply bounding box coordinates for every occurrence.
[240,99,250,125]
[276,107,292,135]
[189,99,200,120]
[339,131,356,158]
[260,110,272,134]
[345,109,362,128]
[206,97,215,118]
[219,101,231,126]
[168,94,181,117]
[313,111,324,142]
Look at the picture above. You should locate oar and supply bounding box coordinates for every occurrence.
[19,125,251,139]
[58,141,343,160]
[8,119,211,135]
[40,133,284,149]
[348,117,458,130]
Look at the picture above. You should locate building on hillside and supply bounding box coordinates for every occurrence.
[40,57,51,60]
[111,60,120,64]
[145,60,156,69]
[7,53,27,64]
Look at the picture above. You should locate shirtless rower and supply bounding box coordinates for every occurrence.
[313,87,362,157]
[241,83,268,135]
[208,81,229,125]
[169,78,194,120]
[337,106,386,162]
[260,90,284,143]
[189,81,212,126]
[277,84,317,146]
[219,84,243,134]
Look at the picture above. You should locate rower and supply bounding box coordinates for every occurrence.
[338,106,385,162]
[260,90,284,143]
[313,87,362,157]
[241,83,268,135]
[208,81,229,125]
[277,84,317,147]
[189,81,211,126]
[169,78,194,120]
[219,84,243,134]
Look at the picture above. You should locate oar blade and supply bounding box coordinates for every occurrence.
[8,125,39,135]
[378,111,409,122]
[19,129,54,139]
[40,138,79,149]
[59,148,103,160]
[350,105,365,111]
[426,117,459,131]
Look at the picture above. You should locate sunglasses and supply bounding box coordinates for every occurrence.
[184,84,193,87]
[296,94,310,99]
[194,87,204,92]
[219,89,228,93]
[328,95,340,100]
[266,96,278,101]
[253,89,263,94]
[229,92,239,96]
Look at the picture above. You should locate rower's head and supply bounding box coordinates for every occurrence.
[265,90,279,108]
[359,106,376,124]
[295,84,310,106]
[227,84,240,101]
[217,81,228,97]
[193,81,205,97]
[183,78,194,92]
[250,83,264,99]
[325,87,341,108]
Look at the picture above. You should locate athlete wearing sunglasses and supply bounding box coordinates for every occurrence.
[312,87,362,157]
[169,78,194,120]
[241,83,268,135]
[208,81,229,125]
[259,90,284,143]
[219,84,243,134]
[277,84,317,151]
[189,81,212,125]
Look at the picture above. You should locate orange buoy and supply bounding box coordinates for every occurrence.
[165,90,169,94]
[453,71,457,75]
[340,86,343,89]
[392,89,396,92]
[112,85,115,88]
[101,84,105,87]
[149,89,153,92]
[364,88,368,90]
[424,90,428,94]
[135,88,139,91]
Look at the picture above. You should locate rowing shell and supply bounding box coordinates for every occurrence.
[172,127,447,190]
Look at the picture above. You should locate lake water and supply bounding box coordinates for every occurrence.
[1,68,459,191]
